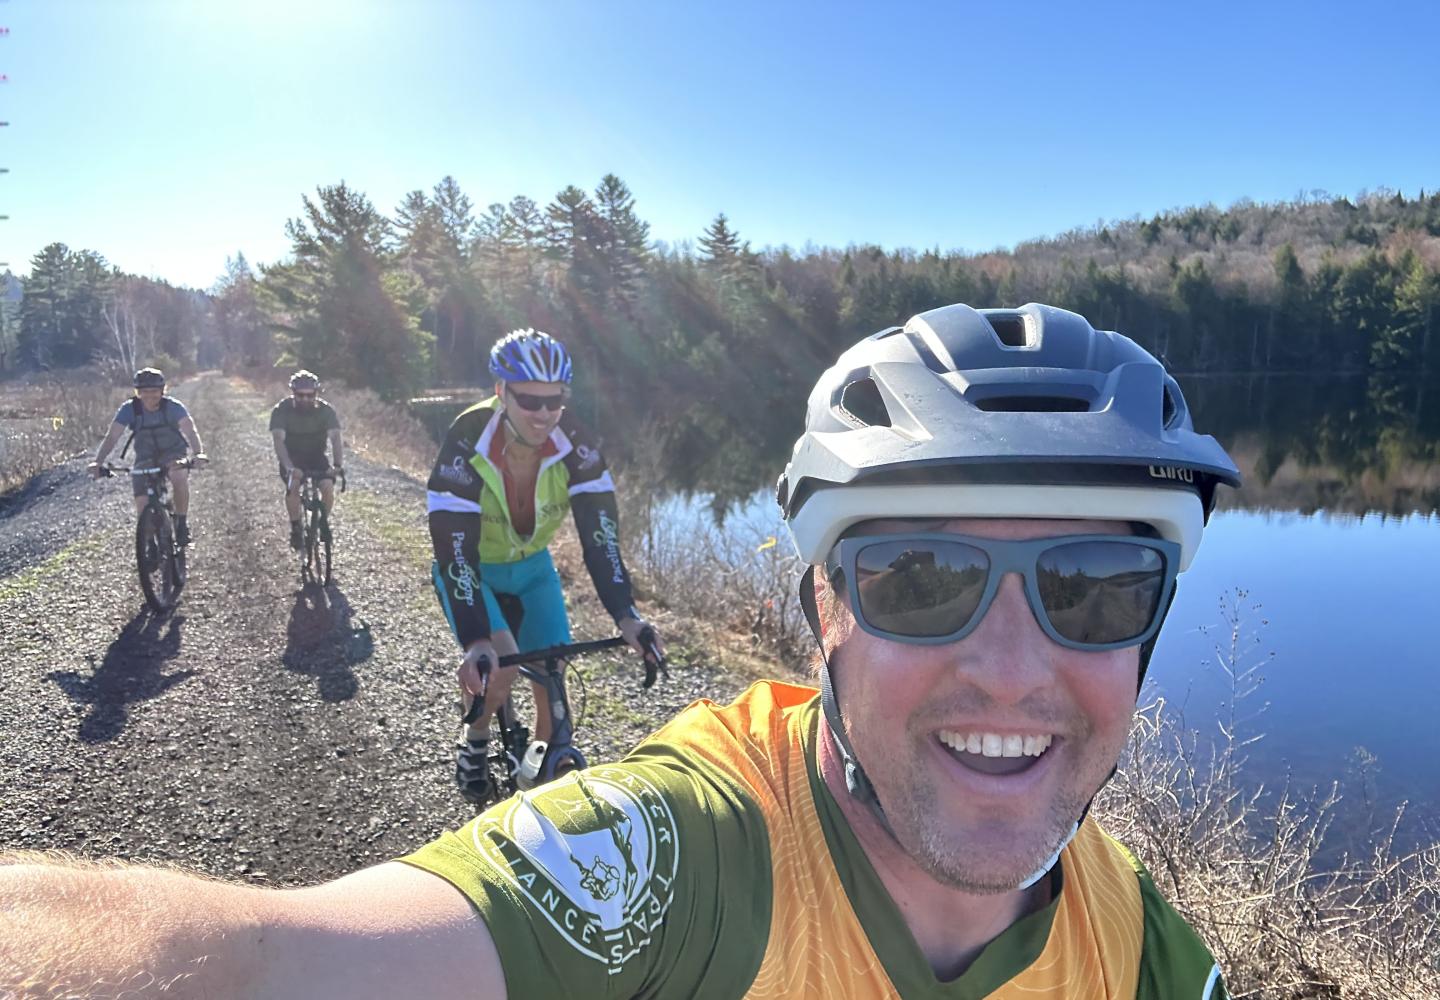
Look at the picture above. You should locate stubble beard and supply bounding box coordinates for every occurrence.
[848,704,1106,894]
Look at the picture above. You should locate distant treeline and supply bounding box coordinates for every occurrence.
[4,180,1439,505]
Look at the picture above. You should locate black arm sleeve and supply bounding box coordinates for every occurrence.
[429,509,490,647]
[570,490,638,625]
[426,407,493,647]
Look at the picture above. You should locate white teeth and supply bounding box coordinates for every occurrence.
[940,730,1054,758]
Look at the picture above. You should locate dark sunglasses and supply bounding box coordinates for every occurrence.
[506,387,568,412]
[293,391,317,399]
[827,532,1179,651]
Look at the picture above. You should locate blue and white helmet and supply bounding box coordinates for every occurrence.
[489,329,574,384]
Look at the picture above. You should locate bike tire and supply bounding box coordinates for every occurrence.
[136,504,174,613]
[317,512,332,587]
[300,508,318,586]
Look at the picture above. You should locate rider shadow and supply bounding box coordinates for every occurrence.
[47,610,197,743]
[281,582,373,703]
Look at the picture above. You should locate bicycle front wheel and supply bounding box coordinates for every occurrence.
[136,504,175,613]
[303,507,331,586]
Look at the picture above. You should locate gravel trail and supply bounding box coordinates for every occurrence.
[0,375,755,884]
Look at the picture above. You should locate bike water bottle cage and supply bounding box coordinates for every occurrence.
[826,531,1179,651]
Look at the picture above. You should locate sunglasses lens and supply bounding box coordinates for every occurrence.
[1036,541,1167,645]
[854,539,990,638]
[511,390,565,411]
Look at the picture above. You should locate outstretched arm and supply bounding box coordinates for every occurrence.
[178,416,206,457]
[0,855,504,999]
[91,422,125,469]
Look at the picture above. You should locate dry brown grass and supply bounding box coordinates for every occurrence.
[1097,591,1440,999]
[0,372,123,494]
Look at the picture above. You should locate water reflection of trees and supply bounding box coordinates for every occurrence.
[1181,373,1440,516]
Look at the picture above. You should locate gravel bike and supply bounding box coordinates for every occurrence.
[297,468,344,587]
[102,458,197,613]
[461,598,666,806]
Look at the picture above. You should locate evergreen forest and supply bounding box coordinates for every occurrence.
[5,179,1439,505]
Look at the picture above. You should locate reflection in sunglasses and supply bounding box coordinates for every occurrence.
[848,536,1170,647]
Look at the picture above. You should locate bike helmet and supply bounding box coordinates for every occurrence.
[777,302,1242,887]
[289,369,320,390]
[777,302,1240,572]
[488,329,573,384]
[132,367,166,389]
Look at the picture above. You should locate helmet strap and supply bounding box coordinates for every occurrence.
[800,567,894,835]
[499,405,542,454]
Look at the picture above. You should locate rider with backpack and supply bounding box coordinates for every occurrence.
[89,368,209,545]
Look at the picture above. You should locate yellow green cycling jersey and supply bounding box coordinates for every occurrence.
[425,396,636,645]
[403,681,1229,999]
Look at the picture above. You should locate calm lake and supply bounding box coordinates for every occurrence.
[656,372,1440,851]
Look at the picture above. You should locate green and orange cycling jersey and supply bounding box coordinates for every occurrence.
[402,681,1229,999]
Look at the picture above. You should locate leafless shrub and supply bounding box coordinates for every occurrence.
[1097,590,1440,999]
[0,372,122,492]
[617,424,809,668]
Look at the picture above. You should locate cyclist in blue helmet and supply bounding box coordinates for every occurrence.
[426,328,664,802]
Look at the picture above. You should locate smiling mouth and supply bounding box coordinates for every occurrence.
[937,729,1054,776]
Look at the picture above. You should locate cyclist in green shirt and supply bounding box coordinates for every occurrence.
[1,303,1236,999]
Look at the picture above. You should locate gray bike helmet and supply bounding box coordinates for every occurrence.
[778,302,1241,888]
[777,302,1240,572]
[132,367,166,389]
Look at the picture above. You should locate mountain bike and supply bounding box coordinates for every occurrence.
[297,468,344,587]
[461,606,666,807]
[102,458,197,613]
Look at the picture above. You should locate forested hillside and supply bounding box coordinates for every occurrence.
[5,180,1439,505]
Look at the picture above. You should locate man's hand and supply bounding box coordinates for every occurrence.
[458,638,498,704]
[286,467,302,491]
[619,616,665,664]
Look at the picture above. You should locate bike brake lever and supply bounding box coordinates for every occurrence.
[638,626,668,690]
[460,654,491,724]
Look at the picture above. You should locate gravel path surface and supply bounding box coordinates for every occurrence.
[0,375,761,885]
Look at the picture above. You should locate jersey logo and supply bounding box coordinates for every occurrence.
[474,766,679,975]
[437,455,477,486]
[575,444,601,471]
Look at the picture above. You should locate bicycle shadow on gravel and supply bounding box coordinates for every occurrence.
[47,610,197,743]
[281,582,373,703]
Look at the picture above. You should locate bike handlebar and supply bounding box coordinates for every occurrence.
[100,457,202,476]
[459,627,667,724]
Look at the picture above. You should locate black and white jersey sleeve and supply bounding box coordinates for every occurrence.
[559,411,638,625]
[426,406,492,645]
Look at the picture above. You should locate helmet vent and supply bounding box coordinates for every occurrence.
[838,377,891,427]
[973,396,1088,413]
[1161,382,1180,428]
[984,313,1032,348]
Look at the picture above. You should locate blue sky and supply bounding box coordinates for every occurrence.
[4,0,1439,290]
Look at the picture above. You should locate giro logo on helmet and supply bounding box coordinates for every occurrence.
[1148,465,1196,483]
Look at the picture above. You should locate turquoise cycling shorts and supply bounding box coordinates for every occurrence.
[436,547,572,653]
